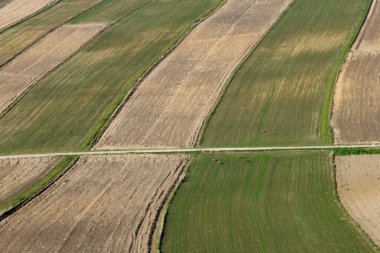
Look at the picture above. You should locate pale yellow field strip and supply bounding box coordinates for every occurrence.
[0,155,187,253]
[95,0,293,150]
[332,0,380,144]
[0,0,54,30]
[336,155,380,246]
[0,23,108,115]
[0,157,59,207]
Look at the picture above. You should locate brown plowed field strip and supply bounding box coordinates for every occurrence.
[0,157,59,207]
[0,23,107,115]
[0,155,187,253]
[336,155,380,246]
[95,0,293,150]
[332,0,380,144]
[0,0,53,30]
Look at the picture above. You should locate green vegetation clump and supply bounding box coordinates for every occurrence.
[201,0,372,147]
[161,152,376,252]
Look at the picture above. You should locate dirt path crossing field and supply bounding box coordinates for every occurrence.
[336,154,380,246]
[0,157,59,207]
[332,0,380,144]
[0,155,187,253]
[0,0,54,30]
[95,0,293,150]
[0,23,108,115]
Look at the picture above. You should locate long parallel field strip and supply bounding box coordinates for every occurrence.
[332,0,380,144]
[0,0,54,31]
[200,0,372,147]
[0,155,187,253]
[0,23,108,115]
[0,0,224,154]
[336,155,380,247]
[0,0,103,66]
[95,0,293,150]
[161,152,376,252]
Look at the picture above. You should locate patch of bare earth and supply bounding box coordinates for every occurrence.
[0,157,59,207]
[0,0,54,30]
[332,0,380,144]
[0,155,187,253]
[0,23,108,115]
[95,0,293,150]
[336,155,380,246]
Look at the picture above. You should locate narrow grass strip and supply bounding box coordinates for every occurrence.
[0,156,77,219]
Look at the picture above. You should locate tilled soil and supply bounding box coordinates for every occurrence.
[0,155,187,253]
[0,157,59,207]
[336,155,380,246]
[0,0,53,30]
[0,23,108,115]
[332,0,380,143]
[95,0,293,150]
[332,52,380,143]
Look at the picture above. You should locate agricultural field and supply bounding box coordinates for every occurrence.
[161,152,376,252]
[0,155,187,252]
[0,0,103,65]
[201,0,371,147]
[0,0,53,30]
[95,0,293,150]
[336,155,380,246]
[0,0,223,154]
[332,0,380,144]
[0,23,108,114]
[0,157,59,208]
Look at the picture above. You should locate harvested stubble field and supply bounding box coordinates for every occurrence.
[0,157,59,207]
[161,152,376,252]
[0,23,108,114]
[332,0,380,144]
[0,0,223,154]
[0,0,102,66]
[336,155,380,247]
[0,0,53,31]
[0,155,187,252]
[95,0,293,150]
[201,0,371,147]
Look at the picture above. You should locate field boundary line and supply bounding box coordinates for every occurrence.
[196,0,296,147]
[87,0,228,150]
[0,0,62,34]
[331,153,380,251]
[0,22,112,119]
[321,0,373,144]
[0,156,79,220]
[2,144,380,159]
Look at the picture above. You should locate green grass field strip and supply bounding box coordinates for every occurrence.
[0,156,77,219]
[200,0,372,147]
[0,0,103,66]
[0,0,223,154]
[161,151,378,252]
[321,0,373,144]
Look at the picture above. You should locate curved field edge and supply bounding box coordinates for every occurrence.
[333,154,380,248]
[321,0,373,144]
[0,0,224,154]
[0,156,77,219]
[199,0,373,147]
[0,0,61,34]
[196,0,296,148]
[86,0,228,150]
[160,152,377,252]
